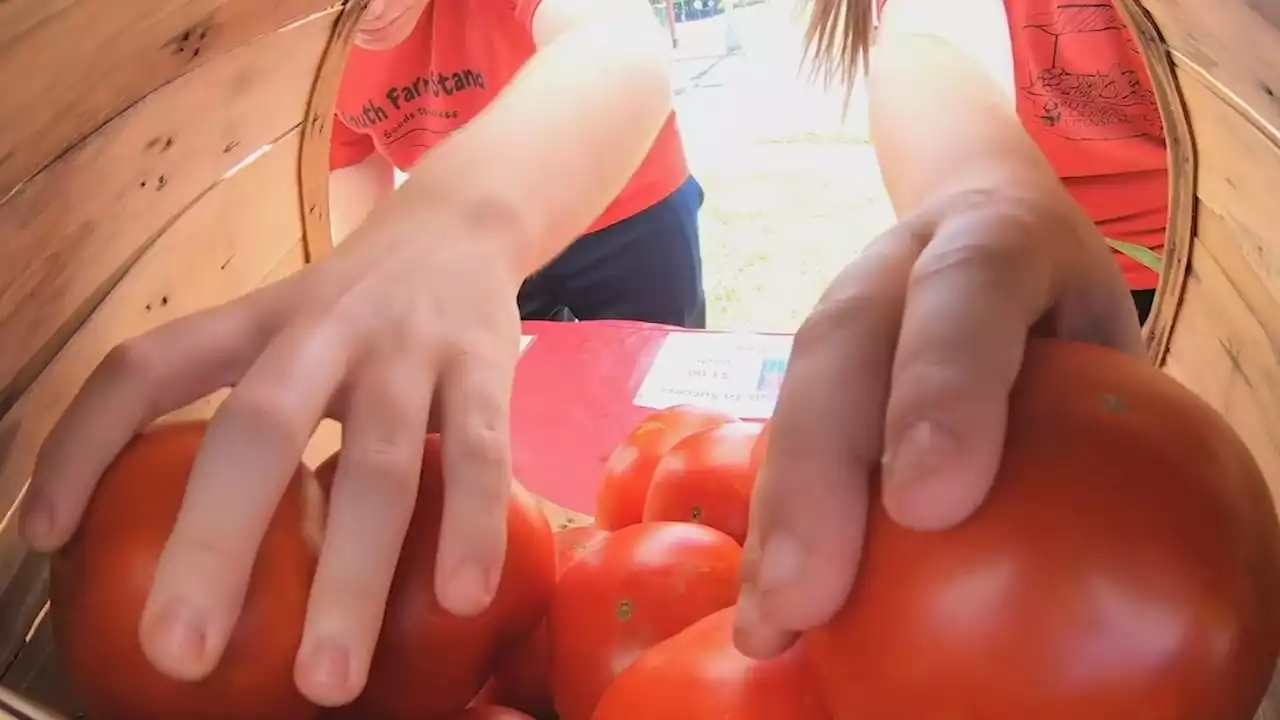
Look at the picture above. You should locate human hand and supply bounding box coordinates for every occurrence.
[20,209,526,706]
[733,188,1146,657]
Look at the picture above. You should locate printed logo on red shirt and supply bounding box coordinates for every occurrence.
[339,67,489,148]
[1016,3,1164,141]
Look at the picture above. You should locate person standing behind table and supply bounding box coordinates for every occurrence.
[996,0,1168,324]
[733,0,1166,657]
[20,0,701,711]
[873,0,1168,320]
[330,0,706,327]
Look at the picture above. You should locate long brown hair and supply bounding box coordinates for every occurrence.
[802,0,875,96]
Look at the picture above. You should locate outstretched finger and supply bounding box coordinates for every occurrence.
[22,291,283,552]
[139,318,351,682]
[880,209,1056,531]
[295,354,432,706]
[434,341,518,618]
[734,228,925,659]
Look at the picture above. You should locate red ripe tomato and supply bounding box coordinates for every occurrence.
[805,339,1280,719]
[50,421,322,719]
[329,435,557,719]
[593,607,830,720]
[445,705,536,719]
[549,522,742,720]
[487,525,610,716]
[595,405,739,530]
[642,421,766,544]
[751,419,771,471]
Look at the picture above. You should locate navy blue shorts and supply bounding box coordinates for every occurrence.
[1131,288,1155,326]
[517,176,706,329]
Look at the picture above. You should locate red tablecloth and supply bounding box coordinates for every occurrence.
[512,320,787,514]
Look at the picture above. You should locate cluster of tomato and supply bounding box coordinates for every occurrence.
[46,340,1280,719]
[46,405,772,720]
[477,405,783,720]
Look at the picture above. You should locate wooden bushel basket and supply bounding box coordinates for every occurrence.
[0,0,1277,717]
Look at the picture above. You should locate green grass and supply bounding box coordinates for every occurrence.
[673,3,896,332]
[693,120,895,333]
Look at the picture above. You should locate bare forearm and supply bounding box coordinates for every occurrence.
[329,153,396,245]
[868,33,1076,217]
[379,15,672,277]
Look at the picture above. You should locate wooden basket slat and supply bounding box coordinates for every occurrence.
[0,0,341,200]
[1135,0,1280,493]
[1176,67,1280,290]
[0,0,361,707]
[1117,0,1194,365]
[0,8,341,436]
[0,124,313,655]
[1161,204,1280,481]
[1134,0,1280,144]
[0,554,48,683]
[1127,0,1280,713]
[2,619,73,719]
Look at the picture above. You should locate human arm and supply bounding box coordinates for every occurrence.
[868,0,1081,215]
[20,0,679,708]
[357,0,675,279]
[733,0,1145,659]
[864,0,1142,355]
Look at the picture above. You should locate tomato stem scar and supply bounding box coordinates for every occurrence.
[1100,393,1126,413]
[616,599,634,622]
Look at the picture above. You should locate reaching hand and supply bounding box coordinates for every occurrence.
[733,188,1145,657]
[22,214,526,707]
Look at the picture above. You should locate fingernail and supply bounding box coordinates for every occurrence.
[19,495,55,547]
[302,640,351,694]
[756,533,804,592]
[735,584,766,629]
[444,561,498,616]
[884,421,953,489]
[733,584,794,659]
[144,599,210,673]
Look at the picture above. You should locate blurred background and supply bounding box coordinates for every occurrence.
[651,0,895,333]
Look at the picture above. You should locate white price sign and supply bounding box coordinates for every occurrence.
[633,332,792,419]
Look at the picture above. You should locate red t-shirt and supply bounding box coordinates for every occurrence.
[1006,0,1166,290]
[330,0,690,234]
[879,0,1168,290]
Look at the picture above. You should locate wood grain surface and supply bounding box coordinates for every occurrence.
[1,0,1279,715]
[0,0,361,710]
